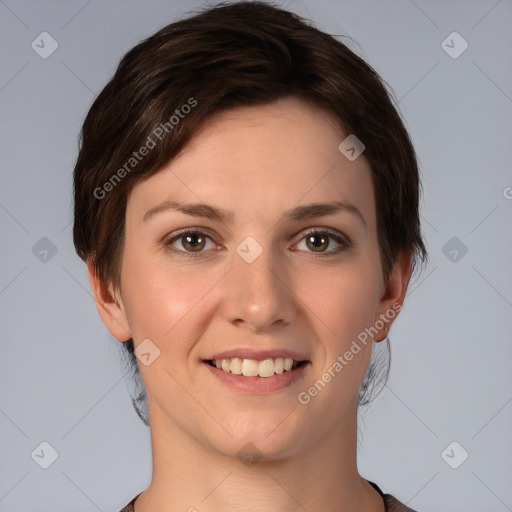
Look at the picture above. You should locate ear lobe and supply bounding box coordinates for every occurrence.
[374,249,412,341]
[86,260,132,342]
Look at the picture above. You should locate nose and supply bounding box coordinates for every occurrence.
[220,242,298,333]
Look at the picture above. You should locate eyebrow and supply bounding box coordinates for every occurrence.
[142,200,366,227]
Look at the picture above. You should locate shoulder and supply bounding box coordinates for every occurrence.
[118,492,140,512]
[382,492,418,512]
[368,481,418,512]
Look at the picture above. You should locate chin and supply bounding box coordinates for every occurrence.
[211,420,306,462]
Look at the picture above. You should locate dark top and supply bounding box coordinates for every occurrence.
[119,481,417,511]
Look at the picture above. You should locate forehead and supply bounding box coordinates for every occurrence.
[127,97,375,228]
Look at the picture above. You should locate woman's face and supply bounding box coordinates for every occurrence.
[94,96,409,459]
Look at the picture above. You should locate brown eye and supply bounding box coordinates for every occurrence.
[181,233,206,252]
[306,233,329,252]
[295,229,350,255]
[166,230,217,255]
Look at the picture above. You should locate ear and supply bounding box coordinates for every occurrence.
[86,259,132,342]
[374,249,412,342]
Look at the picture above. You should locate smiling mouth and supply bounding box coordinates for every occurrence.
[205,357,309,378]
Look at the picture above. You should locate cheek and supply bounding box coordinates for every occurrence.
[298,259,382,338]
[296,272,379,409]
[295,257,382,393]
[119,255,222,402]
[119,250,221,347]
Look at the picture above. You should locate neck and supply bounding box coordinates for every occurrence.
[134,402,384,512]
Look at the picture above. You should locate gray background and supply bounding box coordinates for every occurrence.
[1,0,511,511]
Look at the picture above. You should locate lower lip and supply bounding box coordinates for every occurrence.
[203,361,309,394]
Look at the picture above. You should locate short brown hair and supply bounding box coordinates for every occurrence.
[73,0,427,424]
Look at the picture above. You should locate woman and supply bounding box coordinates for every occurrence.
[73,2,427,511]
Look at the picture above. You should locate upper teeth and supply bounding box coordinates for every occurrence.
[212,357,299,377]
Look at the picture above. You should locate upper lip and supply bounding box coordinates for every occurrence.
[206,348,310,362]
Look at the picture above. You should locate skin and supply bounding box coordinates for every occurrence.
[88,96,411,512]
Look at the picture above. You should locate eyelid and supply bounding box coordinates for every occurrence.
[293,227,352,253]
[164,226,218,242]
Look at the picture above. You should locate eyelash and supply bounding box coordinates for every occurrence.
[163,227,352,259]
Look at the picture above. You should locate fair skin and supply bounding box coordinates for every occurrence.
[88,97,411,512]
